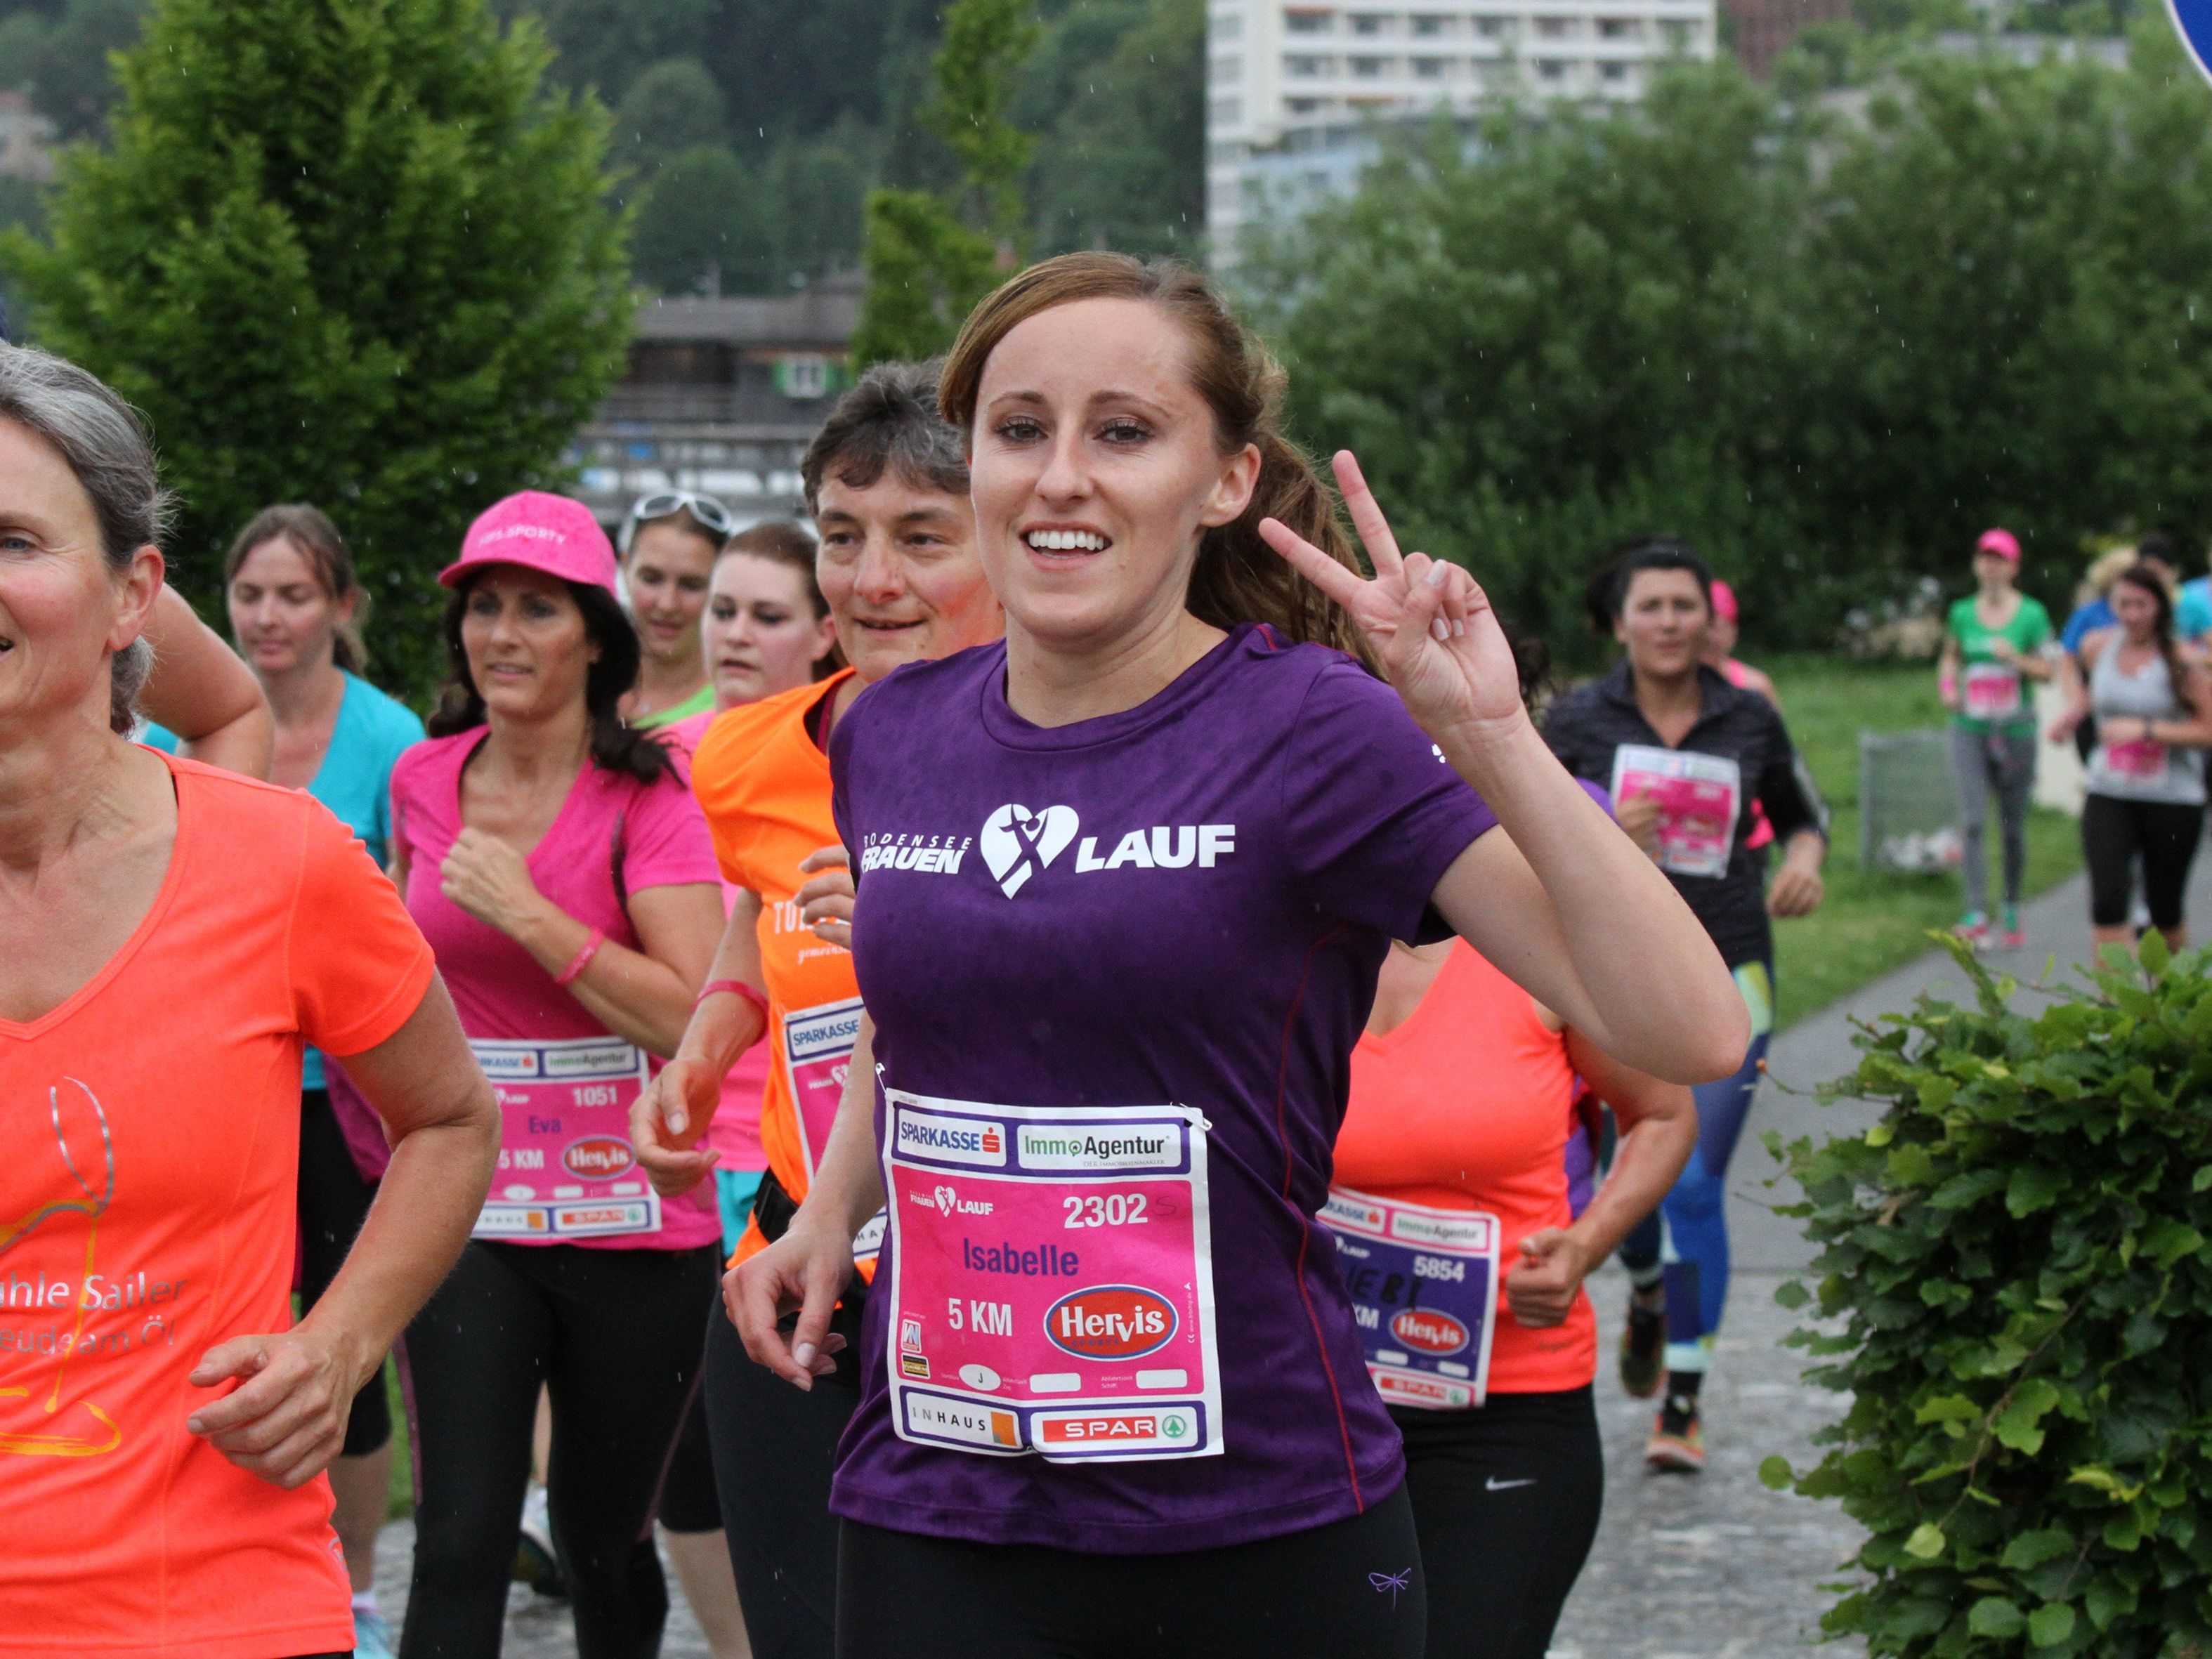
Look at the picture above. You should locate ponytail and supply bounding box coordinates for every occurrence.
[941,253,1370,664]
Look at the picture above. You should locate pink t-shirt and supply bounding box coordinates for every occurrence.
[390,729,724,1250]
[666,710,769,1174]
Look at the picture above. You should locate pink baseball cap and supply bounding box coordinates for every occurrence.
[1975,527,2021,563]
[1709,578,1739,623]
[438,491,620,594]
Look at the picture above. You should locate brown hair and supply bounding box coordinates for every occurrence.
[801,358,968,514]
[718,519,846,679]
[224,504,368,673]
[2112,561,2197,718]
[938,253,1366,660]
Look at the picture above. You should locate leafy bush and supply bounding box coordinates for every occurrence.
[1768,935,2212,1655]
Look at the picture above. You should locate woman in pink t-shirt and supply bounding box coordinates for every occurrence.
[388,492,726,1658]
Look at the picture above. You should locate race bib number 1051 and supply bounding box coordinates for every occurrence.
[882,1090,1223,1464]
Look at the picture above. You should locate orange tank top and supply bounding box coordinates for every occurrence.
[1333,941,1597,1395]
[688,673,873,1273]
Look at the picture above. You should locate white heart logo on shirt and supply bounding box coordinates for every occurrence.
[979,804,1080,898]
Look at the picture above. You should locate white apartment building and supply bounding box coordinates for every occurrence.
[1206,0,1717,251]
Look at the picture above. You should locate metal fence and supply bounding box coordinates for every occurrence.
[1859,728,1963,873]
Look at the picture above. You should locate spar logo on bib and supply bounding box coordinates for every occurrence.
[1045,1285,1178,1360]
[562,1136,636,1180]
[1389,1306,1471,1356]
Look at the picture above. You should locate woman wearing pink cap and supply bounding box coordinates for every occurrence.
[1937,527,2053,948]
[388,491,728,1657]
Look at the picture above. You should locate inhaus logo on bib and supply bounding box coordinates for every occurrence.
[979,804,1079,898]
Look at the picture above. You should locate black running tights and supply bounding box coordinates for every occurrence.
[835,1483,1427,1659]
[1394,1386,1605,1659]
[397,1240,721,1659]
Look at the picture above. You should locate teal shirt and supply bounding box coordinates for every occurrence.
[142,672,424,1088]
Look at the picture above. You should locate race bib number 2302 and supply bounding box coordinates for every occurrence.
[882,1090,1223,1464]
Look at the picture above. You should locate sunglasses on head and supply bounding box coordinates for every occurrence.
[627,490,735,544]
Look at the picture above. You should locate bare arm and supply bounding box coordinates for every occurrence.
[729,1011,886,1389]
[186,976,498,1486]
[1506,1021,1698,1329]
[140,586,274,778]
[2108,660,2212,752]
[631,890,773,1195]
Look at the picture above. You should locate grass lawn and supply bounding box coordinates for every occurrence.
[1762,653,2080,1029]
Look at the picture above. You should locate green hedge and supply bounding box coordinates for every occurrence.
[1768,936,2212,1655]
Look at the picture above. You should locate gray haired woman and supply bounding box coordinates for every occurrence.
[0,342,499,1659]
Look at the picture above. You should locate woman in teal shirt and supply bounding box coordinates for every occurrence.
[1937,527,2054,947]
[145,504,423,1659]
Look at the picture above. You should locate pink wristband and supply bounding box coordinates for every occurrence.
[695,978,771,1021]
[554,927,606,987]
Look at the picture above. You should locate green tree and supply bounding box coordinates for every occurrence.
[4,0,634,697]
[613,55,727,158]
[630,143,760,294]
[528,0,714,103]
[851,0,1038,365]
[27,0,143,137]
[1028,0,1204,258]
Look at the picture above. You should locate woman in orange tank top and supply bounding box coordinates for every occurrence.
[1330,937,1695,1659]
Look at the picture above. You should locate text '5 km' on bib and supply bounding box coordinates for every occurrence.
[784,993,884,1261]
[1321,1186,1500,1410]
[882,1089,1224,1464]
[472,1036,660,1240]
[1609,745,1743,879]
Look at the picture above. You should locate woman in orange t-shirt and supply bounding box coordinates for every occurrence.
[631,359,1004,1659]
[1330,938,1696,1659]
[0,346,498,1659]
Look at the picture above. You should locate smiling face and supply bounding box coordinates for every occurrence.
[1614,567,1710,681]
[813,472,1000,686]
[703,551,837,707]
[624,520,716,670]
[227,535,352,681]
[0,417,162,736]
[967,296,1259,653]
[458,565,598,723]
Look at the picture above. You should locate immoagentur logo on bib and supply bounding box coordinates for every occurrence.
[977,804,1237,899]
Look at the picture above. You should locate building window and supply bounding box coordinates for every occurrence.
[1536,17,1573,38]
[1288,54,1326,74]
[1601,60,1630,79]
[1473,15,1507,36]
[1210,51,1243,81]
[1597,17,1641,37]
[1286,8,1332,32]
[1213,11,1243,39]
[775,355,835,400]
[1350,53,1389,74]
[1661,19,1696,46]
[1537,58,1568,79]
[1210,94,1244,122]
[1413,53,1448,76]
[1411,12,1450,32]
[1350,13,1386,33]
[1287,96,1325,112]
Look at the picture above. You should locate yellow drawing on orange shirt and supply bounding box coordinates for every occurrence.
[0,1079,122,1457]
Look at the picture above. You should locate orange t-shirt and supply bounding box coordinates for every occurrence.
[0,755,436,1658]
[689,672,866,1268]
[1333,941,1598,1395]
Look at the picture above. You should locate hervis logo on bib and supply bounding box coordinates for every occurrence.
[561,1136,636,1180]
[1045,1285,1179,1360]
[1389,1307,1470,1356]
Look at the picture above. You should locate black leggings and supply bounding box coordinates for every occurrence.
[1394,1386,1604,1659]
[835,1484,1426,1659]
[296,1087,391,1458]
[2082,792,2205,931]
[703,1290,866,1659]
[398,1240,721,1659]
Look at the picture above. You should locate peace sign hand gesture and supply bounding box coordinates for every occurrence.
[1258,452,1527,746]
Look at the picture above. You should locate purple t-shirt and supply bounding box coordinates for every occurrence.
[827,624,1497,1553]
[391,729,724,1251]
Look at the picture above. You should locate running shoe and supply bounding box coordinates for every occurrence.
[1618,1292,1665,1399]
[353,1608,396,1659]
[1998,906,2025,950]
[513,1483,568,1599]
[1952,912,1989,949]
[1646,1394,1706,1474]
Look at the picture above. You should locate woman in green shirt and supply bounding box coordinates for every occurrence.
[620,490,733,728]
[1937,527,2055,947]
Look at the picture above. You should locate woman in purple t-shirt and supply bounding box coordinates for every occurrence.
[389,492,726,1656]
[728,256,1747,1658]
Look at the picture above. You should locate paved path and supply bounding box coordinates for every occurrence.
[373,864,2211,1657]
